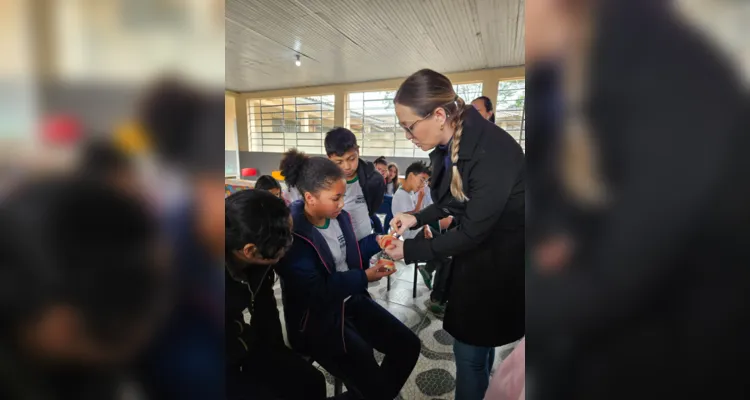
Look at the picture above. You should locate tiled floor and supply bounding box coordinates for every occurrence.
[265,260,519,399]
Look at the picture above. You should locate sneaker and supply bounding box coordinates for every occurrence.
[417,265,433,290]
[423,298,445,318]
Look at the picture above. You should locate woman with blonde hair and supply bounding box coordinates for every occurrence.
[386,69,525,400]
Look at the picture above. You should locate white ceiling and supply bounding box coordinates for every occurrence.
[226,0,525,92]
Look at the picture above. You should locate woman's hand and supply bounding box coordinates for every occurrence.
[423,225,433,239]
[377,235,396,250]
[534,235,574,274]
[390,213,417,236]
[365,264,396,282]
[384,239,405,261]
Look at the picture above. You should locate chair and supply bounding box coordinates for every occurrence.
[386,262,419,299]
[299,355,343,396]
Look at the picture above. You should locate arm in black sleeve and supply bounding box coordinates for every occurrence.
[526,34,742,337]
[250,270,284,345]
[405,141,524,263]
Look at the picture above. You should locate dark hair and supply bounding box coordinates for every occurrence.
[473,96,496,123]
[324,127,359,157]
[395,69,469,202]
[225,189,292,263]
[405,161,430,178]
[0,177,160,345]
[139,80,224,173]
[78,139,132,180]
[254,175,281,192]
[280,149,344,198]
[373,156,388,167]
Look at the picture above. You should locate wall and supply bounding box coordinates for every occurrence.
[228,150,425,179]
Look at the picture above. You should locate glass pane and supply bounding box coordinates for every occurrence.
[362,148,394,157]
[297,146,324,155]
[348,92,364,102]
[394,148,415,157]
[263,146,285,153]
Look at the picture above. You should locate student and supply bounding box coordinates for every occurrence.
[471,96,496,123]
[387,162,401,193]
[391,161,452,316]
[0,177,164,400]
[388,69,524,400]
[226,189,335,400]
[374,156,389,181]
[324,128,386,237]
[277,149,421,400]
[253,174,282,199]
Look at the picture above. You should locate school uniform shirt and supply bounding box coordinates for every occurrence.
[385,180,397,195]
[315,218,352,301]
[344,176,372,240]
[391,187,424,240]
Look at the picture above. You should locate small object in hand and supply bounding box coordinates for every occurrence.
[375,253,396,271]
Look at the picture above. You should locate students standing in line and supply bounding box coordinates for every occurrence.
[386,69,525,400]
[471,96,496,123]
[277,149,420,400]
[226,189,342,399]
[324,128,387,236]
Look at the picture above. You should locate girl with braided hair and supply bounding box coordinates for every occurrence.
[388,69,525,400]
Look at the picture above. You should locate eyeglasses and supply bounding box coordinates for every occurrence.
[402,111,435,139]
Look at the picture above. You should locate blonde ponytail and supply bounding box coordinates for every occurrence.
[450,97,469,202]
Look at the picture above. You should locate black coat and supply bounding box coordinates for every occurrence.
[356,158,386,217]
[225,264,283,369]
[405,106,525,347]
[526,3,750,399]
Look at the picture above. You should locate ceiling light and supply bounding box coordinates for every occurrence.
[295,55,301,67]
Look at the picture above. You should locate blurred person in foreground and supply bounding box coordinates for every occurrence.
[134,80,225,399]
[526,1,750,399]
[0,177,165,400]
[226,189,347,399]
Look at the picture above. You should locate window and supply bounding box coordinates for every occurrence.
[454,83,483,104]
[346,83,483,158]
[247,95,335,154]
[496,80,525,151]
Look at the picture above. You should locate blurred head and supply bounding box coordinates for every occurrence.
[0,178,164,366]
[253,175,282,199]
[394,69,469,202]
[526,0,591,64]
[404,161,430,192]
[472,96,496,123]
[325,128,360,180]
[374,157,389,179]
[280,149,346,219]
[78,139,139,195]
[225,190,292,272]
[139,80,225,255]
[387,163,399,182]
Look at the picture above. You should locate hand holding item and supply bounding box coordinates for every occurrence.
[534,234,574,274]
[365,263,396,281]
[377,234,397,250]
[384,239,405,261]
[390,213,417,236]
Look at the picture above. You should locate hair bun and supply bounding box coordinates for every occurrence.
[279,149,310,188]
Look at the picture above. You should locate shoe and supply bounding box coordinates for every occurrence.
[417,265,433,290]
[424,298,445,318]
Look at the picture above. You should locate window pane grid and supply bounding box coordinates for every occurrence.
[347,83,481,158]
[247,95,335,153]
[496,79,526,152]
